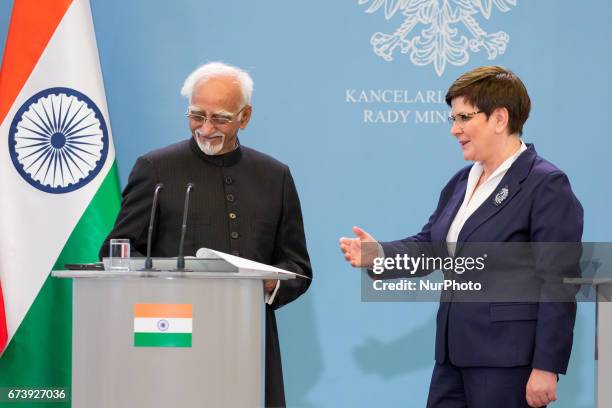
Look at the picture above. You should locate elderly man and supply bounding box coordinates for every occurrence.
[100,62,312,407]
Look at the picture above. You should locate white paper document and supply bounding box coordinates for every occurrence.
[195,247,306,278]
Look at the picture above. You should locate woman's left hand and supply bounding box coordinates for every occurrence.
[526,368,557,407]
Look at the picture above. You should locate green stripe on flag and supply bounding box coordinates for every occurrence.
[0,164,121,407]
[134,333,192,348]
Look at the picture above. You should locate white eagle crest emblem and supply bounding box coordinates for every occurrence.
[358,0,518,76]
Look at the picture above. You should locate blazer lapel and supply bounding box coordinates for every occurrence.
[456,180,522,245]
[456,143,537,247]
[431,176,467,244]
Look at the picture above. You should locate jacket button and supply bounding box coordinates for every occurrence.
[226,193,235,202]
[225,176,233,185]
[229,212,237,220]
[231,231,239,239]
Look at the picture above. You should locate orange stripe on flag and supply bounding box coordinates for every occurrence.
[134,304,193,318]
[0,0,74,125]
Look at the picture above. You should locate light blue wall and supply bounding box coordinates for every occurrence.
[1,1,609,406]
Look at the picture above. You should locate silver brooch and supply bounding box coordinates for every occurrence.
[494,186,509,206]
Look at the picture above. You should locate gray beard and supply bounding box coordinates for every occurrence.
[195,131,225,155]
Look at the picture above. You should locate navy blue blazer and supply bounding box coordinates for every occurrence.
[381,144,583,374]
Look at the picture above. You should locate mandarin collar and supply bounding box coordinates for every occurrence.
[189,137,243,167]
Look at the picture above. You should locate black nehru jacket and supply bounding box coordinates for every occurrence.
[100,138,312,407]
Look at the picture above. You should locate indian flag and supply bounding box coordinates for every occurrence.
[134,304,193,348]
[0,0,121,402]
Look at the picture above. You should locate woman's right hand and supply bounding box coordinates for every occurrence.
[339,226,379,268]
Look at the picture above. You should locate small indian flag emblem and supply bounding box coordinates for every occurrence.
[133,304,193,347]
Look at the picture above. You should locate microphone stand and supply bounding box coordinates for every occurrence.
[143,183,164,271]
[176,183,194,271]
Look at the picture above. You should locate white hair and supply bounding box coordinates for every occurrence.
[180,62,254,105]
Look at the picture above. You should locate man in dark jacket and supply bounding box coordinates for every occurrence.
[100,61,312,408]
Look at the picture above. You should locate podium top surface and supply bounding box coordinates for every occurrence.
[52,269,295,280]
[54,249,304,280]
[564,278,612,286]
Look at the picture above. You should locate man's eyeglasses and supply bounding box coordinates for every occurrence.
[448,111,483,127]
[186,105,247,127]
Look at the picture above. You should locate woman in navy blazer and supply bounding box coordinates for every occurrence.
[340,66,583,408]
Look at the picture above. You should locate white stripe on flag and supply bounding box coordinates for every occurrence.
[133,318,192,333]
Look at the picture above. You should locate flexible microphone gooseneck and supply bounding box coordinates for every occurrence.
[176,183,194,270]
[143,183,164,270]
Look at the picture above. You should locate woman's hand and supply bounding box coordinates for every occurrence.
[526,368,557,407]
[339,226,379,268]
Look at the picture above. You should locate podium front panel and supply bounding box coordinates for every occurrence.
[71,276,263,408]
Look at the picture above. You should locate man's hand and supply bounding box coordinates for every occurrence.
[339,226,378,268]
[526,368,557,407]
[264,280,278,295]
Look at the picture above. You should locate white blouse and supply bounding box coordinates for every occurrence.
[446,141,527,255]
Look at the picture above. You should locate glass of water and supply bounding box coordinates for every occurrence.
[109,238,130,270]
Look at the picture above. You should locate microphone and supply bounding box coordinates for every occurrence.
[177,183,194,270]
[143,183,164,270]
